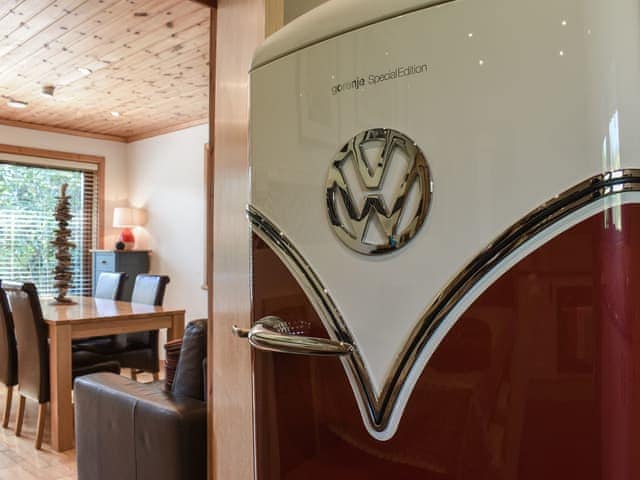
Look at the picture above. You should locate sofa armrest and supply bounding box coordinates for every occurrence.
[75,373,206,480]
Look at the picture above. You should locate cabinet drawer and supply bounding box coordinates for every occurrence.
[94,253,115,271]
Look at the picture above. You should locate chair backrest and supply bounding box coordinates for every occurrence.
[131,274,170,306]
[0,281,18,388]
[3,282,49,403]
[172,319,207,401]
[95,272,127,300]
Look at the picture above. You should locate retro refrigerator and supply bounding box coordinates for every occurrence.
[238,0,640,478]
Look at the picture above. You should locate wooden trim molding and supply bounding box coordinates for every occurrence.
[0,144,106,249]
[0,143,104,164]
[207,6,217,480]
[265,0,285,36]
[0,118,210,144]
[125,118,209,143]
[202,142,213,291]
[0,118,127,143]
[191,0,217,7]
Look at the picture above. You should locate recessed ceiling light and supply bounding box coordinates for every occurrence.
[41,85,55,98]
[7,100,28,109]
[77,67,92,76]
[110,111,121,117]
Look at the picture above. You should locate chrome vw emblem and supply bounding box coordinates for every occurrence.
[326,129,432,255]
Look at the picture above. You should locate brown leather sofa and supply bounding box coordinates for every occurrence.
[74,319,207,480]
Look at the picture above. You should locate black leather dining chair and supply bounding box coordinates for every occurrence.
[75,274,170,381]
[0,281,18,429]
[94,272,127,300]
[73,272,127,351]
[2,281,121,449]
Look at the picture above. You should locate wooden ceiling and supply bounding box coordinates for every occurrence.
[0,0,210,142]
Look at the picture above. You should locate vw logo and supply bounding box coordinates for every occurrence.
[326,129,432,255]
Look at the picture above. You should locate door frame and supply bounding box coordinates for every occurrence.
[208,1,284,479]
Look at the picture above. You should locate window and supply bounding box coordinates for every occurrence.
[0,157,100,297]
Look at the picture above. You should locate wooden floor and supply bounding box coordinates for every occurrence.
[0,370,155,480]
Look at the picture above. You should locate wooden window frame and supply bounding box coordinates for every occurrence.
[0,143,106,249]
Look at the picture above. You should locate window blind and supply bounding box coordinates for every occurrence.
[0,161,99,297]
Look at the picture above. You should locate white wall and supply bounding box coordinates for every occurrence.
[0,125,128,246]
[126,124,209,325]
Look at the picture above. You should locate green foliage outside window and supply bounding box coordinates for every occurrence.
[0,163,86,297]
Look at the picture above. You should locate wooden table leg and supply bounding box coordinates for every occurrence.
[49,324,74,452]
[168,312,185,341]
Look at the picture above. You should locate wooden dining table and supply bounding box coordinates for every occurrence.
[40,296,185,452]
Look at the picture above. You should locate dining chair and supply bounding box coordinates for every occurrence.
[73,272,127,351]
[0,281,18,429]
[2,281,121,449]
[94,272,127,300]
[127,274,170,380]
[75,274,170,381]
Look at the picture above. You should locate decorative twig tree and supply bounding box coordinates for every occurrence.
[51,183,76,305]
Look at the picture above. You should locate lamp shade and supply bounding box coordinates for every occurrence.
[113,207,135,228]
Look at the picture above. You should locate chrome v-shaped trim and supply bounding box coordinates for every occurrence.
[248,169,640,436]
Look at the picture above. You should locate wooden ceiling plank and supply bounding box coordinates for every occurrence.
[0,1,27,23]
[0,0,152,81]
[0,0,211,139]
[0,0,122,70]
[54,57,208,105]
[12,1,180,83]
[47,10,209,90]
[0,0,55,35]
[100,113,209,136]
[0,0,171,83]
[0,118,126,142]
[64,94,209,133]
[0,0,87,59]
[100,4,208,63]
[105,83,210,114]
[54,30,210,97]
[4,80,208,136]
[125,117,208,143]
[89,113,208,138]
[95,16,209,75]
[109,41,208,80]
[29,36,208,108]
[66,90,209,131]
[62,73,209,112]
[8,55,207,121]
[18,0,196,88]
[51,0,191,62]
[5,64,208,124]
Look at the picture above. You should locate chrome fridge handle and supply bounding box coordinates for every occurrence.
[232,316,354,357]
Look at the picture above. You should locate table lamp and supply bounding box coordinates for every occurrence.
[113,207,139,250]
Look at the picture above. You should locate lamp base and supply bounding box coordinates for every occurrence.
[118,228,135,250]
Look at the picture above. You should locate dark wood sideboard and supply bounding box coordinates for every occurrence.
[91,250,151,300]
